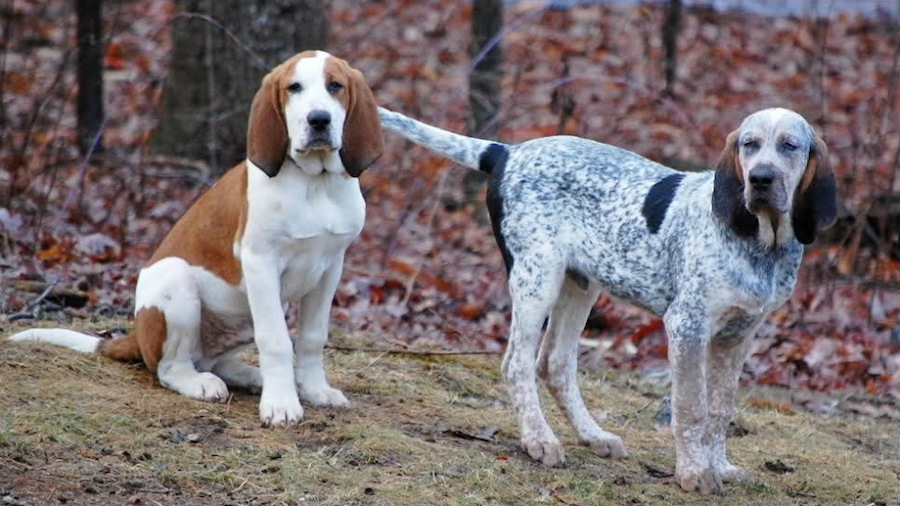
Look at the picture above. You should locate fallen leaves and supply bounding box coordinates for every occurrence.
[1,0,899,402]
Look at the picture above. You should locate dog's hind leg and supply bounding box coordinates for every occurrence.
[502,256,567,467]
[136,258,229,402]
[538,279,627,459]
[210,347,263,393]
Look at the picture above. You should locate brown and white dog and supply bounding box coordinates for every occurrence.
[10,51,383,427]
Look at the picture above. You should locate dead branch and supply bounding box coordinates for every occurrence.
[6,280,90,309]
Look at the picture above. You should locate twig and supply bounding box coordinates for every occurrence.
[170,12,267,69]
[398,168,452,309]
[26,280,58,311]
[325,343,501,356]
[640,460,675,478]
[342,4,402,50]
[8,46,75,208]
[53,117,106,232]
[5,280,90,310]
[203,0,218,170]
[636,399,655,413]
[469,2,550,72]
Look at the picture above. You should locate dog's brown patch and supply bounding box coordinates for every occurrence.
[146,163,248,285]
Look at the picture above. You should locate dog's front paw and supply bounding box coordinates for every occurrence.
[675,465,724,495]
[187,372,230,402]
[259,393,304,428]
[299,384,349,408]
[522,435,566,468]
[584,431,628,459]
[715,462,749,483]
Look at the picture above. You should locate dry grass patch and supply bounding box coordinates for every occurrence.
[0,322,898,505]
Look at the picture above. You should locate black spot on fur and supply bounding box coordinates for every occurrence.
[483,144,514,274]
[642,174,685,234]
[479,143,507,176]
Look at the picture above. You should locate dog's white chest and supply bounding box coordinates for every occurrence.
[245,167,366,301]
[285,178,366,240]
[250,167,365,237]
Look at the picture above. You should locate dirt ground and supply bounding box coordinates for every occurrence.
[0,321,898,506]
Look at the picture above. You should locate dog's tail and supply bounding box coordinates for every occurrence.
[9,328,140,362]
[378,107,508,175]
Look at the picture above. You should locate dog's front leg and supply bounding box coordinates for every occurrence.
[243,254,304,427]
[294,259,349,407]
[706,332,755,483]
[665,307,722,495]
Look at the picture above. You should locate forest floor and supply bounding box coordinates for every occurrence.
[1,322,898,506]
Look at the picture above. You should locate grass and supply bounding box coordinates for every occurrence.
[0,322,898,505]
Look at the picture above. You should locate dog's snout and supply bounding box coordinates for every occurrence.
[748,166,776,189]
[307,110,331,132]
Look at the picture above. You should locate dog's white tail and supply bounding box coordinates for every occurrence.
[9,328,102,354]
[378,107,506,173]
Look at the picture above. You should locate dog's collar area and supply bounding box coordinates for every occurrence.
[285,152,335,177]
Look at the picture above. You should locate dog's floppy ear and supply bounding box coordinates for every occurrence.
[247,70,288,177]
[712,129,758,238]
[791,134,837,245]
[340,67,383,177]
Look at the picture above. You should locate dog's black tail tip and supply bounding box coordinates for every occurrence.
[478,143,509,176]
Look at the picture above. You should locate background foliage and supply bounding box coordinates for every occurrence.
[1,0,899,399]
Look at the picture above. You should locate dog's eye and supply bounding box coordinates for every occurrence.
[287,82,303,93]
[782,141,797,152]
[327,81,344,94]
[742,140,759,150]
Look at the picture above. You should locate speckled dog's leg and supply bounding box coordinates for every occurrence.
[706,335,754,483]
[665,302,722,495]
[503,258,567,467]
[538,279,626,459]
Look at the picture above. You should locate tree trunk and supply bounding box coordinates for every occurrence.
[77,0,104,155]
[468,0,502,139]
[151,0,328,173]
[460,0,503,204]
[662,0,682,98]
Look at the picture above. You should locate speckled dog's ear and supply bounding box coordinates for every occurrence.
[791,135,837,245]
[712,129,758,238]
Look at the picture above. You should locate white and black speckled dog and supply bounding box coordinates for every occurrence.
[379,106,836,494]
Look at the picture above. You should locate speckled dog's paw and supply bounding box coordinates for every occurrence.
[676,464,724,495]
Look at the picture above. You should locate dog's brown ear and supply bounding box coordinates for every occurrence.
[791,134,837,245]
[712,129,758,238]
[247,71,288,177]
[340,67,383,177]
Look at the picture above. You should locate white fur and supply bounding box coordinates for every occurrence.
[285,51,349,176]
[9,329,101,354]
[239,158,363,425]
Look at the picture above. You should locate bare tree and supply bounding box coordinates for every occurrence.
[460,0,503,204]
[151,0,328,173]
[662,0,682,97]
[77,0,104,155]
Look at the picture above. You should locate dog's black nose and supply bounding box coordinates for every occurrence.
[307,110,331,132]
[748,166,776,189]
